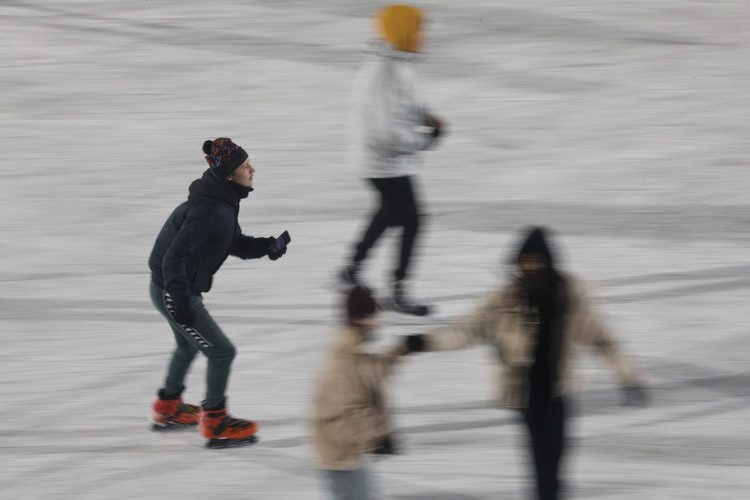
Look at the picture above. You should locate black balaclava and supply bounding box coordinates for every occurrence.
[515,226,564,404]
[516,226,557,306]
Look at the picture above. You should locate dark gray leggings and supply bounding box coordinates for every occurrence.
[150,281,236,409]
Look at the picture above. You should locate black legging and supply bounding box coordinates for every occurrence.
[352,176,421,281]
[523,397,566,500]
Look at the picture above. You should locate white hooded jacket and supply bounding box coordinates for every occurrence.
[350,41,436,179]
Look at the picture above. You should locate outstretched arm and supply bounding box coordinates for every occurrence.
[572,288,648,406]
[404,292,502,354]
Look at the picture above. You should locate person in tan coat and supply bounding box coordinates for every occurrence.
[312,285,407,500]
[403,226,648,500]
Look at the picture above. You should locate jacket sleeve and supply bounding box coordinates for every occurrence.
[350,350,401,451]
[386,65,434,154]
[320,351,400,453]
[422,293,502,352]
[162,206,226,305]
[570,284,639,385]
[228,224,274,260]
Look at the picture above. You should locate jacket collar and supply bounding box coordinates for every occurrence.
[187,169,250,211]
[364,39,421,62]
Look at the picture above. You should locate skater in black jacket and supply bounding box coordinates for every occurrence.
[148,137,287,448]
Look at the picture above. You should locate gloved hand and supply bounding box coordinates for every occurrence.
[620,382,649,407]
[267,236,287,261]
[403,334,426,354]
[371,434,397,455]
[166,294,195,327]
[425,115,445,140]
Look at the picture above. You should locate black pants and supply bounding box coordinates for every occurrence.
[522,397,566,500]
[352,176,421,281]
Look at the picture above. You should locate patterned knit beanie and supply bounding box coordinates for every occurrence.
[375,5,423,53]
[202,138,249,179]
[347,285,377,325]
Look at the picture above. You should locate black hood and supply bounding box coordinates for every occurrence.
[187,169,251,210]
[516,226,555,268]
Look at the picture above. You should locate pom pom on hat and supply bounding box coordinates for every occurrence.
[203,137,248,179]
[375,4,423,53]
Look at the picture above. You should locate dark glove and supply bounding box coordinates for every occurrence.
[620,383,648,407]
[425,115,444,140]
[166,294,195,327]
[404,334,426,354]
[371,434,397,455]
[267,236,287,261]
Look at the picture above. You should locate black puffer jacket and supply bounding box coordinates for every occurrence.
[149,169,272,310]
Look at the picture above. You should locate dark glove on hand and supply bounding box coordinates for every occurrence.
[425,115,444,139]
[404,334,426,354]
[620,383,648,407]
[267,236,287,261]
[371,434,396,455]
[168,297,195,327]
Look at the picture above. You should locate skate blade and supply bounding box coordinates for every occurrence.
[205,435,259,449]
[150,421,198,432]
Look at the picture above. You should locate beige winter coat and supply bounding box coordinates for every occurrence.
[423,273,639,410]
[311,325,406,470]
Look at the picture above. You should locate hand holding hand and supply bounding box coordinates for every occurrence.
[403,334,426,354]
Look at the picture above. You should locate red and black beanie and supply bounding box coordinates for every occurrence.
[203,138,248,179]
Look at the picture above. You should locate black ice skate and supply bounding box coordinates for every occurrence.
[337,263,365,290]
[389,280,431,316]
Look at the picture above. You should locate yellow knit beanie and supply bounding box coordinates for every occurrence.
[375,5,423,53]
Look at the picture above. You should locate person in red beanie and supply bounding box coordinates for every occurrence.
[148,137,288,448]
[311,285,408,499]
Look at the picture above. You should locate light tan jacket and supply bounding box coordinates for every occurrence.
[311,325,406,470]
[424,273,639,410]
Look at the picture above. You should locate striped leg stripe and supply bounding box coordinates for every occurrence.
[163,291,214,348]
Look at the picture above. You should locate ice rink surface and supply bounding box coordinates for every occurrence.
[1,0,748,498]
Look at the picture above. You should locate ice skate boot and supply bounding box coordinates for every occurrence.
[200,404,259,449]
[149,389,202,431]
[337,262,366,291]
[390,280,430,316]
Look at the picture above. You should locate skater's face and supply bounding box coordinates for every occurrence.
[229,159,255,188]
[518,255,546,275]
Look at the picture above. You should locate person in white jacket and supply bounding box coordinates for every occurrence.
[339,4,445,316]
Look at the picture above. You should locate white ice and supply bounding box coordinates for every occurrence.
[1,1,748,499]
